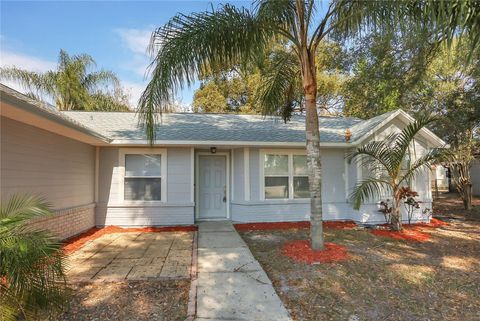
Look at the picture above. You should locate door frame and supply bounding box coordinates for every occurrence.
[195,151,230,221]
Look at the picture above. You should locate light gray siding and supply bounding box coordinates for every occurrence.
[96,146,194,226]
[472,160,480,196]
[231,124,434,224]
[249,148,260,200]
[0,116,95,209]
[232,148,244,201]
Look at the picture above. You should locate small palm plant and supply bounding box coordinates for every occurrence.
[348,116,446,231]
[0,195,69,321]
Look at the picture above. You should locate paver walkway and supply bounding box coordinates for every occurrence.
[66,231,193,281]
[195,221,292,321]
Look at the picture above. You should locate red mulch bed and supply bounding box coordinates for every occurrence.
[234,220,356,231]
[409,218,449,229]
[371,228,431,242]
[62,225,197,255]
[282,240,350,264]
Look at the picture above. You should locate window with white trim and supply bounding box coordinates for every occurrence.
[293,155,309,198]
[262,152,309,200]
[124,154,163,201]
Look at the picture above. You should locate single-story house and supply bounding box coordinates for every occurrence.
[0,84,445,239]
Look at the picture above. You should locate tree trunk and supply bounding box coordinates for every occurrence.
[391,191,402,231]
[301,48,323,250]
[463,183,473,210]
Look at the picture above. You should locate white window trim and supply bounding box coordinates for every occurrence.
[118,148,167,204]
[259,149,309,201]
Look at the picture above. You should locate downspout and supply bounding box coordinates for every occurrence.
[94,146,99,204]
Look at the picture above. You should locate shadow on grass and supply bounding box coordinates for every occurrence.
[240,220,480,321]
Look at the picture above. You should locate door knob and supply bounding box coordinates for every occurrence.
[223,185,227,202]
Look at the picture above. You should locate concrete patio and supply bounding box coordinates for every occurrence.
[65,231,194,281]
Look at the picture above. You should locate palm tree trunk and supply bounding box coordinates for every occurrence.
[391,196,402,231]
[301,49,323,250]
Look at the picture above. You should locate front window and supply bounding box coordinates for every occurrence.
[124,154,162,201]
[263,152,309,200]
[264,154,289,199]
[293,155,309,198]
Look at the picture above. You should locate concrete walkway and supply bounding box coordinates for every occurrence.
[195,221,292,321]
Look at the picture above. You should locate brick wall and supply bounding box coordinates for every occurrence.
[28,203,96,240]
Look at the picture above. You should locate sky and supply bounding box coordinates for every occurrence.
[0,0,251,108]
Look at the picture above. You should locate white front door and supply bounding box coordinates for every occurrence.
[198,155,227,219]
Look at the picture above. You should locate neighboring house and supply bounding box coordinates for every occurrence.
[472,159,480,196]
[431,164,450,194]
[0,84,445,239]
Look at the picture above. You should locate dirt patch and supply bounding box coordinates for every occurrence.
[63,225,197,255]
[57,280,189,321]
[240,212,480,320]
[282,240,350,264]
[234,220,356,231]
[433,193,480,221]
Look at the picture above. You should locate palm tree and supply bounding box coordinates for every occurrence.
[348,116,446,231]
[0,49,130,111]
[138,0,479,250]
[0,195,69,321]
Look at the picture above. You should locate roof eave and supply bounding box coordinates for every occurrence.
[0,85,111,145]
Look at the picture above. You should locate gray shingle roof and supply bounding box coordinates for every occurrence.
[0,84,110,142]
[64,112,371,143]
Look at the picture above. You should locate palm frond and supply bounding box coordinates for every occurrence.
[83,70,119,91]
[332,0,480,57]
[138,4,276,142]
[347,137,399,175]
[350,178,392,210]
[0,195,68,320]
[399,147,449,186]
[391,114,436,165]
[256,0,299,47]
[0,194,51,222]
[255,48,300,120]
[0,67,56,97]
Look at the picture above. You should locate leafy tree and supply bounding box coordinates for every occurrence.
[342,30,435,118]
[349,116,446,231]
[139,0,479,250]
[0,195,69,321]
[193,82,229,112]
[421,39,480,209]
[0,50,130,111]
[193,63,264,113]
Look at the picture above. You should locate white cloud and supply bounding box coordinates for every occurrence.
[115,28,152,55]
[1,50,56,71]
[115,28,153,77]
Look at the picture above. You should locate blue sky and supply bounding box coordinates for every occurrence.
[0,1,251,107]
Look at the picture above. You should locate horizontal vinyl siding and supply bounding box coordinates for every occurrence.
[97,146,194,226]
[96,206,194,226]
[0,116,95,209]
[231,202,310,222]
[472,161,480,196]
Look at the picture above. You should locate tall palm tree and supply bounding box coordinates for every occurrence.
[0,195,68,321]
[348,116,446,231]
[0,49,130,111]
[138,0,479,250]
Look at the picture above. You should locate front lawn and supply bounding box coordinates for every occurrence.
[58,280,190,321]
[239,198,480,321]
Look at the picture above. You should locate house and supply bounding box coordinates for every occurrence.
[0,84,446,239]
[472,159,480,196]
